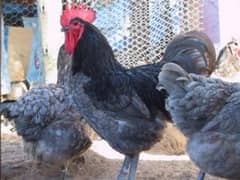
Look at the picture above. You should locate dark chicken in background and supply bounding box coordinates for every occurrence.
[157,62,240,180]
[162,30,216,76]
[61,8,216,178]
[0,4,96,175]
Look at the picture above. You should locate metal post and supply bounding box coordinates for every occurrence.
[37,0,63,84]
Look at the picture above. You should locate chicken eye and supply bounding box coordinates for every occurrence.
[73,22,79,26]
[70,20,81,27]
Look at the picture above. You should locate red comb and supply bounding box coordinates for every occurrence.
[60,3,96,27]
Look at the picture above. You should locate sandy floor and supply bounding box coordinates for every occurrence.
[1,73,238,180]
[1,131,225,180]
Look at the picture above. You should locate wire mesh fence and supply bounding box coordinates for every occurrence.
[2,0,37,27]
[82,0,203,67]
[2,0,204,69]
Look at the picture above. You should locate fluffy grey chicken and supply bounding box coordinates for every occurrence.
[0,46,91,173]
[157,62,240,179]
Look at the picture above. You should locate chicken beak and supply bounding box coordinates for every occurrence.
[61,26,69,32]
[156,83,165,91]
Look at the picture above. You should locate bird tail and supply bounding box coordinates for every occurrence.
[0,100,16,118]
[162,31,216,76]
[156,63,193,94]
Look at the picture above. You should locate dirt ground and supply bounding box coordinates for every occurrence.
[1,131,224,180]
[1,74,238,180]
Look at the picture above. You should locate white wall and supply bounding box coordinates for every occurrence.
[219,0,240,45]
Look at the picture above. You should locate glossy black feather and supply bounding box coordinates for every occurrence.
[127,62,170,119]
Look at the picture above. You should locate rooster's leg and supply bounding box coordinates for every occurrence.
[196,170,205,180]
[128,154,139,180]
[61,160,72,178]
[117,156,130,180]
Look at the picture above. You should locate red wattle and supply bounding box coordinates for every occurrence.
[64,28,84,54]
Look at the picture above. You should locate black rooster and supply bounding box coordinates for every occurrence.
[62,16,216,180]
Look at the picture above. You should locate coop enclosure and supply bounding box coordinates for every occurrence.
[1,0,218,95]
